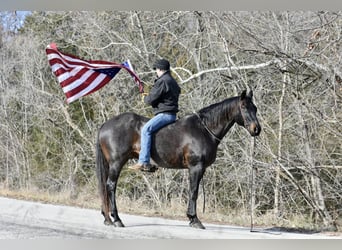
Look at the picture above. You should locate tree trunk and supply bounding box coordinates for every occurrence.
[295,87,332,227]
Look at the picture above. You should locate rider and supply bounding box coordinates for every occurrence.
[128,59,181,172]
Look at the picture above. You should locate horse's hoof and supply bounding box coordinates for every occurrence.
[104,219,113,226]
[113,220,125,227]
[189,221,206,229]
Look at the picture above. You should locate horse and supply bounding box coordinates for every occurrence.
[96,90,261,229]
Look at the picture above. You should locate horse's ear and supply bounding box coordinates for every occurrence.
[248,90,253,99]
[240,90,247,100]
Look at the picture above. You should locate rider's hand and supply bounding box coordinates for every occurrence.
[141,92,148,103]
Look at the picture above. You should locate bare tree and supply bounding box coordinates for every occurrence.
[0,11,341,229]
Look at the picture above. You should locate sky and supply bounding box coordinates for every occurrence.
[0,11,31,32]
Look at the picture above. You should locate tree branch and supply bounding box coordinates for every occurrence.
[178,59,280,84]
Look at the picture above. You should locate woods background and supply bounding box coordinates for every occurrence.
[0,11,341,230]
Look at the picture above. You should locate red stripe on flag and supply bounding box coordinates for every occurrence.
[86,76,113,96]
[60,68,90,88]
[64,71,101,98]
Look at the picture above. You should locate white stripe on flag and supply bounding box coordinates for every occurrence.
[65,74,107,103]
[62,70,95,93]
[57,66,84,83]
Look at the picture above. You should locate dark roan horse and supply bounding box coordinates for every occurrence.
[96,90,261,229]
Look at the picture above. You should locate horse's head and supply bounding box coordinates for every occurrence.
[236,90,261,136]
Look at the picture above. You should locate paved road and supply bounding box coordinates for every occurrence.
[0,196,340,239]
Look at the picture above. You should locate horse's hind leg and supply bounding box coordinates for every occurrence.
[100,194,112,225]
[96,142,113,226]
[101,208,112,225]
[107,160,125,227]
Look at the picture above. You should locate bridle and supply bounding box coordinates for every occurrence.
[239,100,259,232]
[239,101,249,129]
[195,100,250,143]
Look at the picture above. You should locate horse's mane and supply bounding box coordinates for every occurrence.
[197,96,239,128]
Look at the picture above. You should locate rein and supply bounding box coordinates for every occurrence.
[250,136,256,232]
[194,113,221,142]
[249,138,278,235]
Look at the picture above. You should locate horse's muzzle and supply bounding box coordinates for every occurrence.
[249,122,261,136]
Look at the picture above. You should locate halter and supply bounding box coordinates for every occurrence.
[239,102,249,128]
[195,112,221,142]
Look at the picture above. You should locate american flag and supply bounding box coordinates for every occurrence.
[46,43,143,104]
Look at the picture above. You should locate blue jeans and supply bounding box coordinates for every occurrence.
[139,112,176,164]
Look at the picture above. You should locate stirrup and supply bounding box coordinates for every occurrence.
[141,164,158,173]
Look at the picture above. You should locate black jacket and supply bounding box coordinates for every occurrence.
[144,71,181,115]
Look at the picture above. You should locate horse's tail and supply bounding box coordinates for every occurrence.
[96,135,109,215]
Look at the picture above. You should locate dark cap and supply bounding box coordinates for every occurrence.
[153,59,170,71]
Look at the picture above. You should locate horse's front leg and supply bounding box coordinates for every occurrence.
[187,163,206,229]
[107,161,125,227]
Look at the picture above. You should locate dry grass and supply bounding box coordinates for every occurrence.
[0,186,339,234]
[0,185,99,209]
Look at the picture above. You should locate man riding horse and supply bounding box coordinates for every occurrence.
[128,59,181,172]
